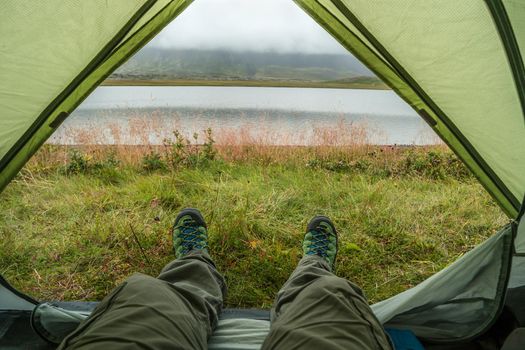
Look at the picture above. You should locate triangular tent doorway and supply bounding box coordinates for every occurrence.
[1,0,525,348]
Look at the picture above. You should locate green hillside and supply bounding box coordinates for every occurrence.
[109,48,382,86]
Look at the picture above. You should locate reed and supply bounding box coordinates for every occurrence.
[40,111,446,170]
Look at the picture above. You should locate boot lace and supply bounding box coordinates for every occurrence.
[305,225,331,258]
[178,219,207,254]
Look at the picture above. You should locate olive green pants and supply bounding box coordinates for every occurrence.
[59,252,391,349]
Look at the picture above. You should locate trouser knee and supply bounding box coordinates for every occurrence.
[124,273,159,289]
[311,274,366,299]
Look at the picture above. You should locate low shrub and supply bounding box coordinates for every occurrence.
[400,150,471,180]
[65,150,91,174]
[141,152,167,172]
[163,128,217,169]
[64,150,122,183]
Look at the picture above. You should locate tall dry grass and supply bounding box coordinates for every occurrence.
[38,111,447,171]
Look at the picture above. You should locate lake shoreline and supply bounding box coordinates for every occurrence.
[103,78,389,90]
[53,86,434,146]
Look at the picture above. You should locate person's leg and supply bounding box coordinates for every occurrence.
[262,216,392,350]
[59,208,226,350]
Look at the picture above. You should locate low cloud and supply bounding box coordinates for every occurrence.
[150,0,348,54]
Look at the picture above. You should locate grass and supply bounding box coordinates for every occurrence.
[0,133,508,309]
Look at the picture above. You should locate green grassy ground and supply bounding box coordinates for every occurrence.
[0,145,508,308]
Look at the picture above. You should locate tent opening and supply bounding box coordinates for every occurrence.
[1,0,525,349]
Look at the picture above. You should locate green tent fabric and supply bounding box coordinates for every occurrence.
[1,0,525,347]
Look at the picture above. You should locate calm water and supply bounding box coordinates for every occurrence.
[51,86,438,145]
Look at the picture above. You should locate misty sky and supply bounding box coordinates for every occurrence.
[150,0,348,54]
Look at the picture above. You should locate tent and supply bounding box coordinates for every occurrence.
[1,0,524,348]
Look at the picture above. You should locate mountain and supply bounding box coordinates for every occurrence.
[110,47,378,83]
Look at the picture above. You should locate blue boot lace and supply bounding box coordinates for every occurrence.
[177,219,208,255]
[305,225,331,258]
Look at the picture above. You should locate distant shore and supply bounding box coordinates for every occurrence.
[103,78,389,90]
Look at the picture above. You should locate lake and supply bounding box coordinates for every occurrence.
[50,86,439,146]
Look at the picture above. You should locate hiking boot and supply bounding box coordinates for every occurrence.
[172,208,208,258]
[303,216,338,270]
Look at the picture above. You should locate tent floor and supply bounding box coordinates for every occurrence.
[2,286,524,349]
[0,305,270,350]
